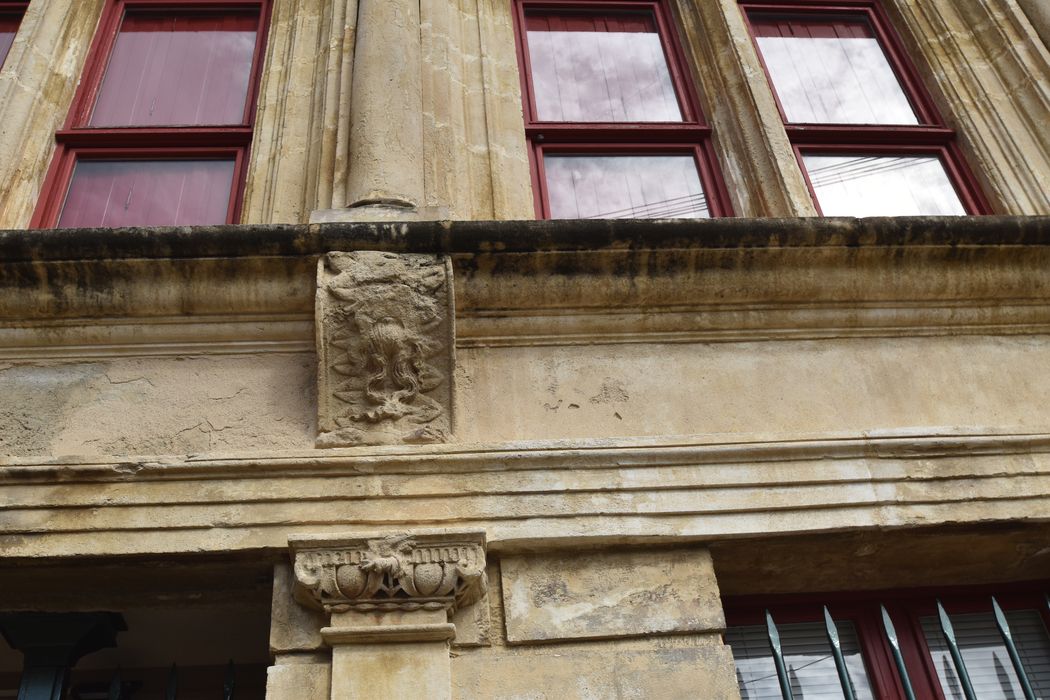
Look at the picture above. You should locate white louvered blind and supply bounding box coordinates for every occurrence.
[726,621,875,699]
[921,610,1050,700]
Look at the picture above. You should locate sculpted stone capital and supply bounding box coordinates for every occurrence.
[290,532,486,615]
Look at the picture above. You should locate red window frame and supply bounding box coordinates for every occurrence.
[739,0,991,216]
[724,581,1050,700]
[0,1,29,68]
[30,0,272,228]
[513,0,734,219]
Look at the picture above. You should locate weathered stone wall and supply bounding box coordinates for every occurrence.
[452,548,738,699]
[0,356,316,457]
[457,335,1050,441]
[4,219,1050,457]
[2,220,1050,561]
[0,0,1047,693]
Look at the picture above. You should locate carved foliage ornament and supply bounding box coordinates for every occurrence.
[316,252,454,447]
[292,534,487,615]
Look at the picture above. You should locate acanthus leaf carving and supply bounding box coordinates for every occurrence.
[290,533,487,616]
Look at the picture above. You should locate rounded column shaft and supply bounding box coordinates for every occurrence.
[346,0,424,210]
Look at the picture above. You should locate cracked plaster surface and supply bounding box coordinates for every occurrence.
[0,355,316,457]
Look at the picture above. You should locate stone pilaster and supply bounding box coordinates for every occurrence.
[0,0,107,228]
[886,0,1050,214]
[266,563,330,700]
[289,532,487,700]
[1016,0,1050,48]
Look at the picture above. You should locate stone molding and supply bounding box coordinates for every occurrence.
[290,532,487,615]
[0,314,313,361]
[887,0,1050,214]
[5,430,1050,559]
[320,622,457,645]
[241,0,359,224]
[1016,0,1050,47]
[13,300,1050,358]
[315,251,455,447]
[0,0,107,228]
[5,220,1050,356]
[673,0,817,216]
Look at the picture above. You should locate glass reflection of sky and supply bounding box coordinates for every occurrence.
[756,35,917,124]
[804,154,966,216]
[91,16,258,127]
[58,159,235,228]
[544,154,708,219]
[528,29,681,122]
[727,621,875,700]
[921,611,1050,700]
[0,29,15,67]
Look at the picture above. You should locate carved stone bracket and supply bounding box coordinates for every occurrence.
[315,251,455,447]
[290,532,487,616]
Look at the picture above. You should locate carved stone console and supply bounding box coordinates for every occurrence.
[315,251,455,448]
[290,532,486,700]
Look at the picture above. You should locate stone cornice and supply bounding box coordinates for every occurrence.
[3,429,1050,480]
[4,218,1050,352]
[1,217,1050,262]
[290,532,486,614]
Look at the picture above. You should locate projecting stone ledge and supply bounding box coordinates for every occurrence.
[4,216,1050,263]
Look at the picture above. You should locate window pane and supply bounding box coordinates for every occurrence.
[526,12,682,122]
[726,621,875,700]
[0,14,21,68]
[921,610,1050,700]
[90,12,258,127]
[544,154,708,219]
[751,15,918,125]
[802,153,966,216]
[57,159,235,228]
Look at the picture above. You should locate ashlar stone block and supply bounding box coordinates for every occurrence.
[501,547,725,643]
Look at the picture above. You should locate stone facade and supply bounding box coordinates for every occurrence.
[0,0,1049,698]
